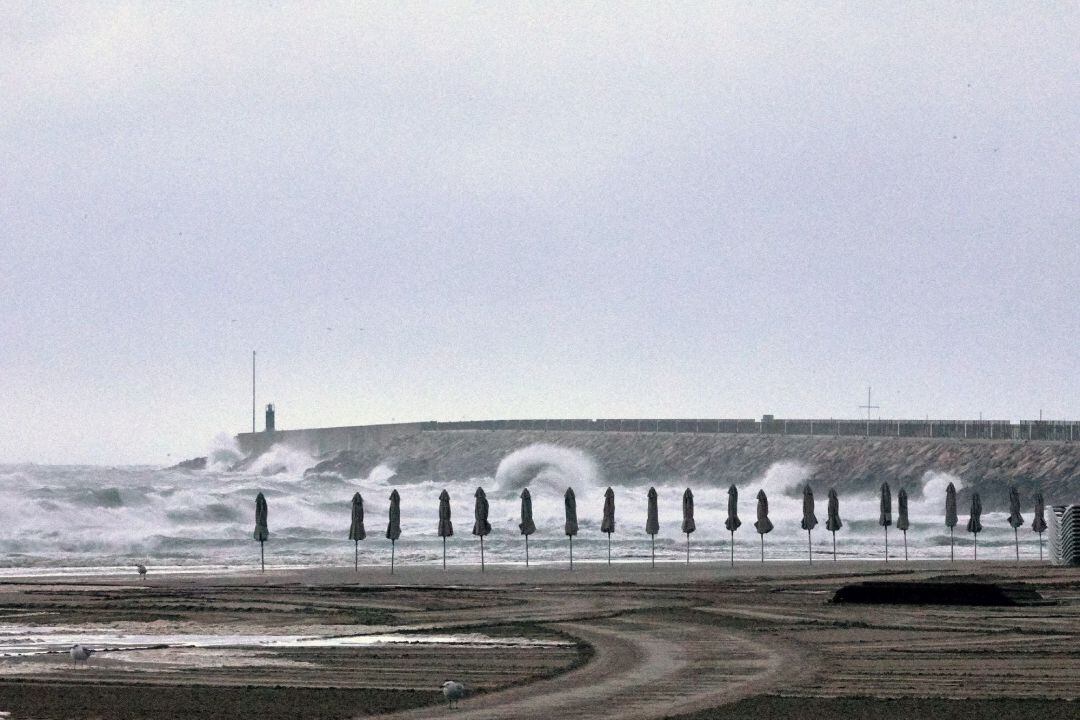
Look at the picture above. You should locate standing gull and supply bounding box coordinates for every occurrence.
[801,485,817,564]
[897,488,910,561]
[473,487,491,572]
[253,492,269,573]
[442,680,465,708]
[601,487,616,565]
[70,644,94,669]
[438,489,453,570]
[725,485,741,567]
[646,487,660,568]
[945,482,958,562]
[1007,485,1024,563]
[519,488,536,567]
[386,489,401,574]
[564,487,578,570]
[826,488,842,561]
[879,482,892,562]
[754,490,773,562]
[1032,492,1048,561]
[348,492,366,572]
[967,492,983,560]
[682,488,695,565]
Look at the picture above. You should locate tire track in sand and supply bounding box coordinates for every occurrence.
[372,610,799,720]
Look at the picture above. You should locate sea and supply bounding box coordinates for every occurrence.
[0,439,1047,576]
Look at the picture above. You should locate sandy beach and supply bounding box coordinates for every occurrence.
[0,561,1075,719]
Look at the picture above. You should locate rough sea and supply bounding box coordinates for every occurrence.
[0,439,1047,576]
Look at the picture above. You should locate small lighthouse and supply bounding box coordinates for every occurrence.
[265,403,276,433]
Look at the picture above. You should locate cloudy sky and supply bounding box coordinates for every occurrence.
[2,2,1077,464]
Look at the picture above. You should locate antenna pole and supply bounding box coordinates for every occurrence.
[859,386,881,437]
[252,350,256,433]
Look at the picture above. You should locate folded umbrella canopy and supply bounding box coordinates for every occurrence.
[519,488,536,567]
[473,487,491,572]
[564,487,578,570]
[254,492,269,572]
[600,487,615,565]
[386,490,401,574]
[945,482,958,561]
[754,489,773,562]
[682,489,695,565]
[967,492,983,560]
[1032,492,1047,561]
[800,485,817,564]
[438,489,453,570]
[348,492,366,572]
[897,488,909,561]
[826,488,842,561]
[646,487,660,568]
[1007,485,1024,563]
[725,485,741,567]
[879,482,893,562]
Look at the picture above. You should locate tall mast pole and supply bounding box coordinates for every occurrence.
[252,350,256,433]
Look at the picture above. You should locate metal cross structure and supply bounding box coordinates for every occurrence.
[859,386,880,437]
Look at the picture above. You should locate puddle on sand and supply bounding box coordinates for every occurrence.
[0,626,572,657]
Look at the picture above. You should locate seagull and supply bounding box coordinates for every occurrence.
[442,680,465,708]
[134,564,147,580]
[70,644,94,669]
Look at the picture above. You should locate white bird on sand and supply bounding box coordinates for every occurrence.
[134,564,147,580]
[442,680,465,708]
[70,644,94,668]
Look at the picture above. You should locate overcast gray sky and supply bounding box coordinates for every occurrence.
[2,2,1077,464]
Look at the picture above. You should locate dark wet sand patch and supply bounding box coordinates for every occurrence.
[671,696,1078,720]
[0,680,438,720]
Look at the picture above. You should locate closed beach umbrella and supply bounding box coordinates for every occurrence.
[348,492,366,572]
[473,487,491,572]
[438,489,453,570]
[897,488,909,561]
[519,488,536,567]
[386,490,401,574]
[800,485,817,564]
[1032,492,1047,561]
[967,492,983,560]
[600,487,615,565]
[725,485,741,567]
[646,487,660,568]
[879,482,892,562]
[1007,485,1024,563]
[682,488,695,565]
[253,492,269,572]
[945,482,958,561]
[826,488,842,561]
[564,487,578,570]
[754,489,773,562]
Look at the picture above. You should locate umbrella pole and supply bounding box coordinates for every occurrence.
[903,530,908,561]
[569,535,573,571]
[391,540,395,575]
[1014,528,1019,563]
[260,541,265,573]
[832,530,836,561]
[1039,531,1043,561]
[686,533,690,565]
[974,533,978,561]
[442,537,446,570]
[884,526,888,563]
[607,532,611,565]
[525,535,529,568]
[730,530,734,567]
[760,533,764,563]
[355,540,358,572]
[950,526,954,562]
[651,535,655,568]
[807,529,812,565]
[480,536,485,573]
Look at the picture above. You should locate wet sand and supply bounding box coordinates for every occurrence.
[0,561,1076,719]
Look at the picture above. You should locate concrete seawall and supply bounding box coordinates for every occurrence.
[236,422,427,457]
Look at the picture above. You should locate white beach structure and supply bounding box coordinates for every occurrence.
[1047,505,1079,566]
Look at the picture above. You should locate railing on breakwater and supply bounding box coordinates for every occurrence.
[420,418,1080,442]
